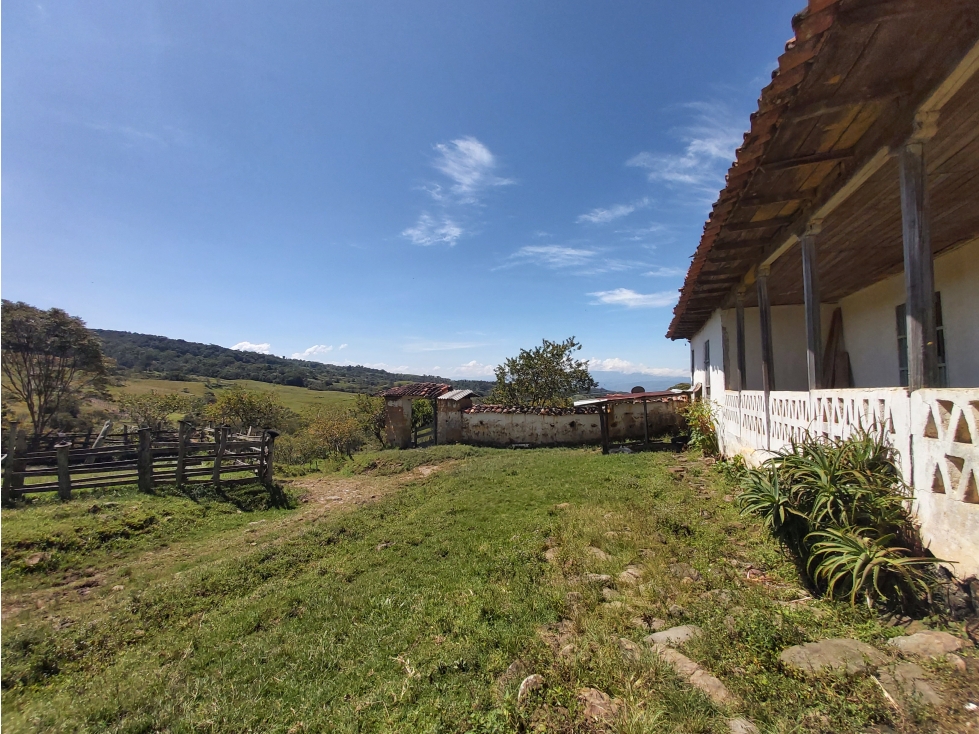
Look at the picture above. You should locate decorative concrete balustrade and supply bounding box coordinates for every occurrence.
[715,387,979,578]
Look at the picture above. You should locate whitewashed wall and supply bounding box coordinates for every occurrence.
[842,238,979,388]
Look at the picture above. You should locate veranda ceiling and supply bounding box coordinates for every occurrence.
[667,0,979,338]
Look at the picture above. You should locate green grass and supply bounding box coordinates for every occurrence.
[1,448,967,732]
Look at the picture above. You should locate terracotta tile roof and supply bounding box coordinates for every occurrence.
[666,0,979,340]
[381,382,452,399]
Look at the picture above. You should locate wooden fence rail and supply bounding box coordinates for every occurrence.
[1,421,279,503]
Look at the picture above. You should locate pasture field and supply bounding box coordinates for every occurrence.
[2,447,975,733]
[109,376,358,414]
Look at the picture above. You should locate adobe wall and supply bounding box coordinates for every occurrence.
[457,400,684,448]
[384,397,413,449]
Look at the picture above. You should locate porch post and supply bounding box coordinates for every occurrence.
[801,220,823,390]
[757,265,774,450]
[735,286,747,391]
[900,117,939,390]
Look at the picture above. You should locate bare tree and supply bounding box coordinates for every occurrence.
[1,301,107,442]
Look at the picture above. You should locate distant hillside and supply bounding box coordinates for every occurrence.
[591,371,687,393]
[94,330,494,395]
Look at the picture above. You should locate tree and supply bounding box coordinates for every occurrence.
[118,391,192,428]
[201,385,297,431]
[353,393,386,444]
[489,337,597,407]
[304,409,363,458]
[1,301,108,441]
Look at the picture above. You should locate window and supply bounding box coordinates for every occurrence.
[703,339,711,400]
[896,292,947,387]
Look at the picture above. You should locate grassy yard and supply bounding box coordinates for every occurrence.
[2,447,975,733]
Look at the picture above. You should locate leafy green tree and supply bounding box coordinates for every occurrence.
[1,301,108,441]
[201,385,297,431]
[410,398,433,433]
[118,391,192,428]
[353,393,386,444]
[489,337,597,407]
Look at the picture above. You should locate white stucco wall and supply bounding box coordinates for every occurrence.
[842,238,979,388]
[692,304,835,394]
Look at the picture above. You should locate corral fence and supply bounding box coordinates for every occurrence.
[1,420,279,503]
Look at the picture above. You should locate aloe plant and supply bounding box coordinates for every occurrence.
[807,528,938,608]
[738,429,938,611]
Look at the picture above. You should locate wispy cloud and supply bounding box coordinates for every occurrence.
[432,136,514,203]
[338,344,348,350]
[402,136,512,246]
[292,344,333,360]
[588,288,678,308]
[626,102,743,196]
[402,213,463,246]
[231,341,271,354]
[588,357,689,377]
[576,197,650,225]
[403,340,486,353]
[507,245,597,269]
[644,266,685,277]
[500,245,650,276]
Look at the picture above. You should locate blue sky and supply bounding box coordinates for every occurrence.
[2,0,799,381]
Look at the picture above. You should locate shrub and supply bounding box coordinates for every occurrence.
[738,429,939,610]
[681,399,719,457]
[118,391,192,428]
[200,385,298,432]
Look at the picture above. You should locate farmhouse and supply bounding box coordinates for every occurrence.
[669,0,979,576]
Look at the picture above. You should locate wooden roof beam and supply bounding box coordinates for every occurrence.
[724,218,795,232]
[761,149,853,172]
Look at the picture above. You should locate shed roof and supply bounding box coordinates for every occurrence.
[381,382,452,399]
[437,389,477,401]
[667,0,979,340]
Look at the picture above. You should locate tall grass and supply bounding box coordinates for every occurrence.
[737,429,939,610]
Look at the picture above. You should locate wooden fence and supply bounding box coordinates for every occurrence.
[1,420,278,503]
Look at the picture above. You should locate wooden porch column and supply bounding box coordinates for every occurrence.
[801,220,823,390]
[735,287,747,391]
[757,265,774,451]
[900,129,939,390]
[756,265,775,393]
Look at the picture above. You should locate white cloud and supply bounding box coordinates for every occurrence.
[508,245,597,269]
[338,344,348,350]
[588,357,689,377]
[403,340,485,353]
[576,197,649,224]
[361,362,411,372]
[231,341,271,354]
[644,266,685,277]
[402,213,463,246]
[588,288,678,308]
[292,344,333,360]
[447,360,496,378]
[627,102,743,195]
[432,136,513,202]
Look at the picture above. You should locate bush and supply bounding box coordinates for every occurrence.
[681,399,719,457]
[738,430,939,610]
[199,385,298,432]
[118,391,192,428]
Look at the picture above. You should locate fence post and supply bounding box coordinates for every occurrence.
[137,428,154,493]
[176,421,190,488]
[56,441,72,500]
[212,426,228,486]
[84,420,113,465]
[263,430,279,485]
[2,421,19,504]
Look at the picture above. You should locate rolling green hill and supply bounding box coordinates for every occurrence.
[94,330,494,395]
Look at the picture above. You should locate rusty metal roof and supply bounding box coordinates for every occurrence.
[437,389,476,401]
[381,383,452,399]
[574,391,687,407]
